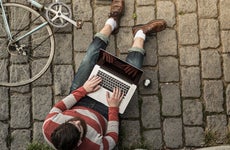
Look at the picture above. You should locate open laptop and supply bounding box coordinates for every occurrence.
[87,49,143,114]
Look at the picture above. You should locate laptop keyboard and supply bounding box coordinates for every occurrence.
[97,70,130,96]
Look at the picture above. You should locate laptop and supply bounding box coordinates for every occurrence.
[87,49,143,114]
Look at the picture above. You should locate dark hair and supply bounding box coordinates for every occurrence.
[51,122,80,150]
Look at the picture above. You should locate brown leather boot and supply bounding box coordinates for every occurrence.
[132,19,167,36]
[108,0,125,34]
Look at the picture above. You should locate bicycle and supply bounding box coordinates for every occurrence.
[0,0,82,87]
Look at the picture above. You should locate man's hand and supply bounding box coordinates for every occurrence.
[83,76,102,93]
[106,87,124,107]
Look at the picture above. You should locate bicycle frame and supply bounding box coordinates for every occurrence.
[0,0,78,44]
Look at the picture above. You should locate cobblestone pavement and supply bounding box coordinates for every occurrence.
[0,0,230,149]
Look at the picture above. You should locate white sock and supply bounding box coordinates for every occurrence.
[134,30,146,40]
[105,18,117,31]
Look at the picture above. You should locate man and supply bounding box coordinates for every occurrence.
[42,0,166,149]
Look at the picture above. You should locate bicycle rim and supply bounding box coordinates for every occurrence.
[0,3,54,86]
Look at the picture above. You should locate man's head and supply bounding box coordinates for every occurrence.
[51,117,87,150]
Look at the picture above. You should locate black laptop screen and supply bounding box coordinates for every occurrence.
[97,49,143,84]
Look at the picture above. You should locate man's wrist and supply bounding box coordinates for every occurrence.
[108,107,119,121]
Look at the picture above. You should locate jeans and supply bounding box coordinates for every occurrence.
[70,33,145,119]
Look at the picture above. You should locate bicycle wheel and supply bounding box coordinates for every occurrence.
[0,3,54,86]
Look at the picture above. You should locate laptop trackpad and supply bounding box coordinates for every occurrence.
[87,88,111,107]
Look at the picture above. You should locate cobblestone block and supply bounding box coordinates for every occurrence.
[0,60,8,82]
[198,0,218,18]
[136,6,155,25]
[94,6,110,33]
[136,0,155,6]
[158,29,177,56]
[62,0,71,4]
[54,65,74,95]
[32,30,52,58]
[117,28,133,53]
[32,59,52,86]
[32,87,52,120]
[74,22,93,52]
[10,54,28,64]
[0,20,7,36]
[10,84,30,93]
[199,19,220,49]
[121,120,141,148]
[9,64,30,93]
[183,99,203,125]
[181,67,201,97]
[185,127,204,146]
[54,96,66,104]
[11,129,31,150]
[95,0,111,5]
[159,57,179,82]
[221,31,230,53]
[55,23,72,33]
[177,0,196,13]
[223,54,230,82]
[0,87,9,120]
[11,94,31,128]
[143,130,162,149]
[33,121,45,143]
[0,44,9,58]
[157,1,176,27]
[161,83,181,116]
[226,84,230,115]
[120,0,134,27]
[73,0,92,21]
[122,91,139,118]
[54,34,72,64]
[201,50,222,79]
[180,46,199,66]
[178,13,198,45]
[206,115,228,143]
[139,68,158,95]
[220,0,230,29]
[204,80,224,113]
[163,118,183,148]
[143,36,157,66]
[106,36,116,54]
[141,96,161,128]
[0,122,8,150]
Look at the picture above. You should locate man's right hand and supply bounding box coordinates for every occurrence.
[106,87,124,107]
[83,76,102,93]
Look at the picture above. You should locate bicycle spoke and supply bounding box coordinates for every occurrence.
[15,9,28,31]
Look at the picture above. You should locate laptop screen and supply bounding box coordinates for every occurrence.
[97,49,143,85]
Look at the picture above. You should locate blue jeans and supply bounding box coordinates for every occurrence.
[70,33,145,119]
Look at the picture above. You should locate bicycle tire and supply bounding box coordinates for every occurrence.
[0,3,55,87]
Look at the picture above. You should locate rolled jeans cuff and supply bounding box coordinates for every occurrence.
[95,33,109,44]
[128,47,145,55]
